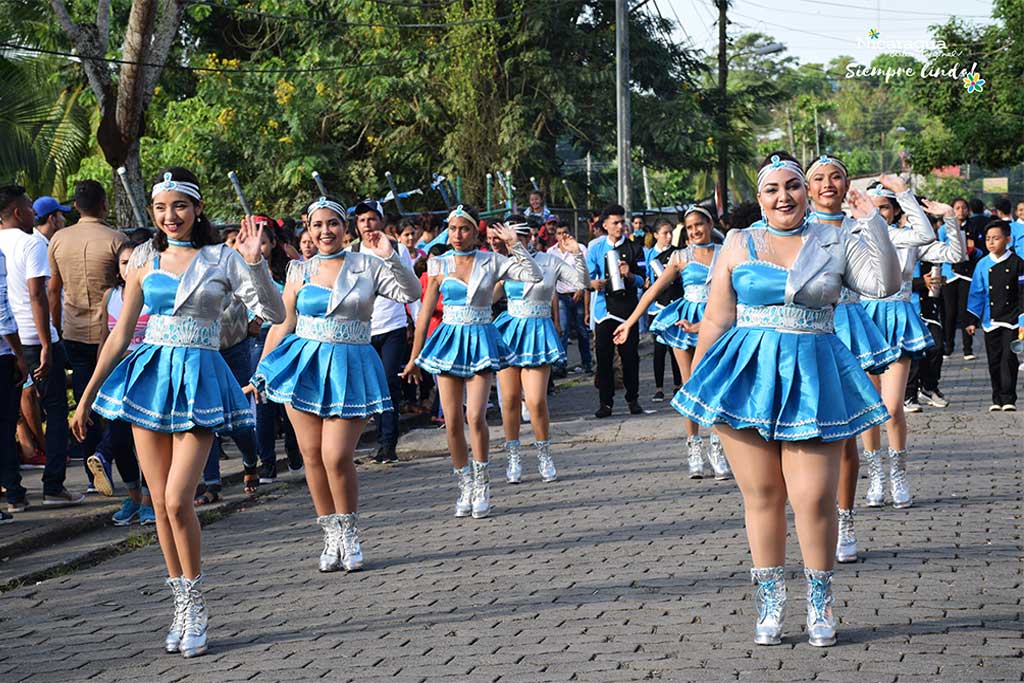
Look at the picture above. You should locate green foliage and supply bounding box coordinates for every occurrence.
[919,174,971,204]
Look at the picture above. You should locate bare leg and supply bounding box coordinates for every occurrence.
[522,366,551,442]
[715,425,786,566]
[781,439,843,571]
[497,367,522,443]
[164,430,215,579]
[673,348,699,438]
[437,375,469,469]
[836,438,859,509]
[285,406,333,516]
[465,373,493,463]
[319,417,367,514]
[879,358,911,450]
[132,427,179,577]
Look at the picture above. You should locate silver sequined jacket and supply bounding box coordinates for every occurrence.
[427,243,543,307]
[505,250,588,307]
[285,251,422,321]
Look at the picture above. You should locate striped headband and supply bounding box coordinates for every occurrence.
[447,204,476,227]
[756,155,806,192]
[806,155,848,180]
[684,206,714,222]
[866,186,897,199]
[151,172,201,201]
[306,196,347,221]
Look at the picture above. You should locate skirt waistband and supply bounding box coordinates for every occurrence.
[735,303,835,334]
[143,314,221,350]
[684,284,709,303]
[837,287,861,305]
[295,315,371,345]
[443,305,492,325]
[507,299,552,319]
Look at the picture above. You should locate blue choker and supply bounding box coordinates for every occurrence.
[453,249,477,256]
[167,238,193,247]
[691,242,716,249]
[765,222,806,237]
[316,249,345,260]
[813,210,846,222]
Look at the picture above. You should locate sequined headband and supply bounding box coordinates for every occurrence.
[306,196,347,221]
[756,155,806,192]
[806,155,848,180]
[866,186,897,199]
[151,172,202,201]
[684,206,714,223]
[447,204,476,227]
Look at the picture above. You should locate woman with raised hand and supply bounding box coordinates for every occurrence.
[71,168,285,659]
[859,180,965,510]
[251,195,421,575]
[613,206,730,480]
[492,216,587,485]
[402,205,541,519]
[673,151,900,648]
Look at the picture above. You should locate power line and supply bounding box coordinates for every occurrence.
[188,0,514,29]
[0,37,476,75]
[737,0,972,24]
[751,0,989,19]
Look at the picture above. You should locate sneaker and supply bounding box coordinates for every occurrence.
[372,446,398,465]
[87,454,115,497]
[569,365,583,375]
[1001,404,1016,411]
[139,504,157,525]
[6,498,29,514]
[20,448,46,469]
[651,390,665,402]
[43,488,85,506]
[594,405,613,418]
[258,461,278,484]
[989,404,1002,412]
[286,450,304,472]
[963,353,976,361]
[903,398,921,413]
[918,389,949,408]
[582,364,593,374]
[112,499,141,526]
[628,401,644,415]
[0,510,12,524]
[85,484,98,494]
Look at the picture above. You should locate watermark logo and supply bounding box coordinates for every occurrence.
[868,28,880,40]
[963,72,985,93]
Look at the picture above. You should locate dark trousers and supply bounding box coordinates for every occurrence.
[94,419,141,488]
[650,315,681,390]
[23,341,69,495]
[984,328,1019,406]
[202,339,258,486]
[942,278,973,355]
[906,322,944,399]
[64,340,101,462]
[253,328,299,469]
[595,318,639,407]
[372,327,407,450]
[0,355,25,504]
[558,293,592,368]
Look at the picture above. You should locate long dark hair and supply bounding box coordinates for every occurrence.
[150,167,218,251]
[113,242,135,288]
[264,227,291,284]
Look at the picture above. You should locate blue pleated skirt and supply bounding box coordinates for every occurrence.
[493,312,565,367]
[252,335,391,418]
[671,328,890,442]
[834,302,900,373]
[860,299,935,358]
[650,298,704,350]
[416,322,514,377]
[93,344,254,433]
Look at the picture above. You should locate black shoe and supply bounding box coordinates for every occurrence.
[286,450,303,471]
[628,401,644,415]
[0,510,13,524]
[373,447,398,464]
[651,390,665,402]
[258,461,278,484]
[594,405,613,418]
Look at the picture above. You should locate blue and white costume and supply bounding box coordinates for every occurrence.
[416,244,542,376]
[860,191,966,358]
[648,245,719,351]
[493,249,587,366]
[252,251,421,418]
[672,220,901,442]
[93,241,286,432]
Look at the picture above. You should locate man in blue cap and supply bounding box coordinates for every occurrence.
[31,197,70,246]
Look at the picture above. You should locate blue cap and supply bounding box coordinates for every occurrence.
[32,196,71,219]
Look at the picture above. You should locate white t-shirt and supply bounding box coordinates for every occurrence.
[0,249,18,356]
[351,241,420,336]
[0,228,57,345]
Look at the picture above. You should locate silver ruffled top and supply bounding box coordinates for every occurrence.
[428,243,543,308]
[506,250,587,309]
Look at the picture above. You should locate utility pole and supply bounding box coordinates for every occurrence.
[716,0,729,217]
[615,0,631,214]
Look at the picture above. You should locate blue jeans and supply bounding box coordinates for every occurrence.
[371,327,407,450]
[202,339,258,487]
[23,341,70,495]
[0,355,25,503]
[94,419,141,489]
[557,293,591,368]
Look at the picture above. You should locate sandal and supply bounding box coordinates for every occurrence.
[243,467,260,495]
[194,487,221,506]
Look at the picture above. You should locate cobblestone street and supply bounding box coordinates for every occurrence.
[0,354,1021,682]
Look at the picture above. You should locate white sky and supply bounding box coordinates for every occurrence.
[659,0,996,67]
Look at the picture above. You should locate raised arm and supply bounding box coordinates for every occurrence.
[495,242,543,283]
[918,211,966,264]
[226,220,286,324]
[842,189,901,298]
